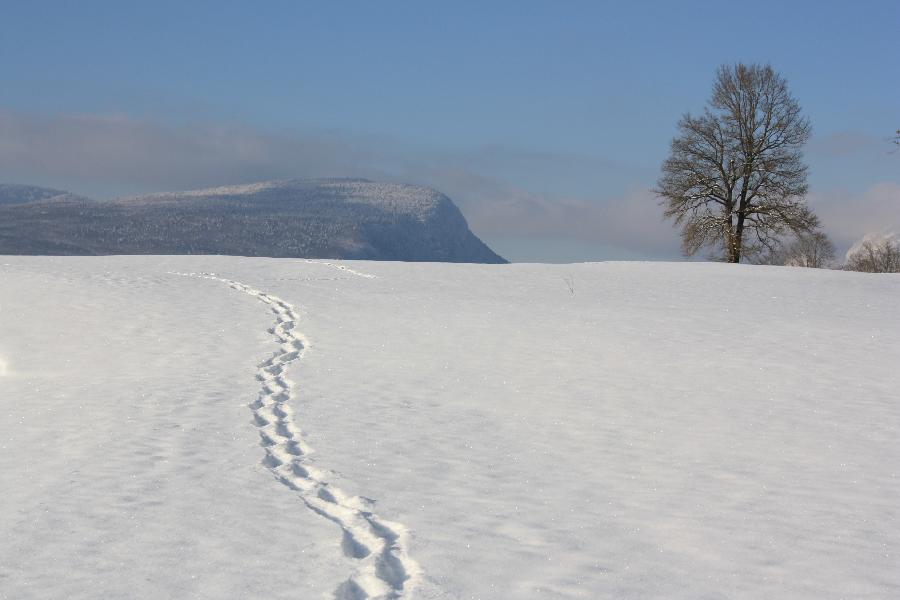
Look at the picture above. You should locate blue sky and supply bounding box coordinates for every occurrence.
[2,1,898,261]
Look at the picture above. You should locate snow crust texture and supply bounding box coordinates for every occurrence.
[1,257,898,599]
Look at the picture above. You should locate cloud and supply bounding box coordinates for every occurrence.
[425,172,679,258]
[9,108,893,262]
[0,107,680,260]
[0,109,390,193]
[809,182,900,251]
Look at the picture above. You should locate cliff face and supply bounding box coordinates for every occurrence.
[0,179,507,263]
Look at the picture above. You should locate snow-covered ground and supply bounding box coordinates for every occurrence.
[1,256,898,599]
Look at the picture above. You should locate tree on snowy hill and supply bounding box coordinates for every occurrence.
[843,232,900,273]
[657,63,820,263]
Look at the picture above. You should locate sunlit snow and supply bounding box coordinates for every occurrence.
[1,256,897,599]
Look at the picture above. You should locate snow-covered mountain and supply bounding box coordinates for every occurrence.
[0,183,89,205]
[0,179,506,263]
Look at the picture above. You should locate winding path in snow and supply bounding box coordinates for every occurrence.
[302,260,378,279]
[171,272,419,599]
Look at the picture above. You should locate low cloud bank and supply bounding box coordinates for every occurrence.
[2,108,895,261]
[810,182,900,253]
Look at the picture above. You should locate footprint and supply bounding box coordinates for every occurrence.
[171,271,418,598]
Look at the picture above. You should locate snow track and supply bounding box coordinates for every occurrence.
[171,272,419,599]
[303,259,378,279]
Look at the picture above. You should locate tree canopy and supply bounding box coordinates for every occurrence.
[657,63,819,263]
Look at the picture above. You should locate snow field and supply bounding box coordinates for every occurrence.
[1,257,898,599]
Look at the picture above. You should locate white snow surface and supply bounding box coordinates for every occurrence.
[1,256,898,599]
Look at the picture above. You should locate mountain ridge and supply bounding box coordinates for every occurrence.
[0,183,92,206]
[0,179,506,263]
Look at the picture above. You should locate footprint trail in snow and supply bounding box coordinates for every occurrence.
[302,259,378,279]
[171,272,419,599]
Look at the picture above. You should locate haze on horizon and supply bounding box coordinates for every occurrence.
[1,1,897,262]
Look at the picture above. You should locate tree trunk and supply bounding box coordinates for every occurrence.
[732,211,745,263]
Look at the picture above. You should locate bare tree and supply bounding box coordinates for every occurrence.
[783,231,836,268]
[844,232,900,273]
[754,230,835,268]
[657,63,818,263]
